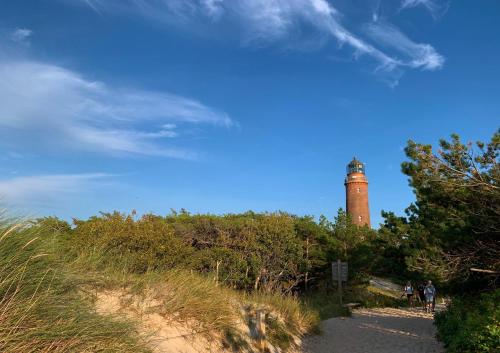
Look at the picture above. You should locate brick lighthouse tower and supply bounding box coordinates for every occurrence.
[345,157,371,227]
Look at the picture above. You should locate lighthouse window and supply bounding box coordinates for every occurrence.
[358,216,362,222]
[357,187,360,193]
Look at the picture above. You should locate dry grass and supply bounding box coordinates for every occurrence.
[0,218,149,353]
[86,269,319,351]
[134,271,239,333]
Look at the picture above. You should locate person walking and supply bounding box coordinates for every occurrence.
[417,282,426,310]
[403,281,414,309]
[424,280,436,313]
[432,284,437,312]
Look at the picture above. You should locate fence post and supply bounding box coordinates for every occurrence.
[256,309,267,352]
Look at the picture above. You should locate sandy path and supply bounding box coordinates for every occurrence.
[302,308,444,353]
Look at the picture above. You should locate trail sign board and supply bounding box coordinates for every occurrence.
[332,260,348,305]
[332,261,348,282]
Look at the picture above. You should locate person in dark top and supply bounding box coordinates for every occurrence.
[417,283,426,310]
[432,285,437,312]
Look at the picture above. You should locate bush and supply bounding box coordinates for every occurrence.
[72,212,192,273]
[67,211,322,292]
[435,290,500,353]
[43,209,406,301]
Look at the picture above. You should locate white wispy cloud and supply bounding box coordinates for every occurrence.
[83,0,103,16]
[0,173,113,207]
[78,0,444,80]
[0,59,232,159]
[202,0,224,19]
[226,0,398,72]
[401,0,447,18]
[365,21,444,71]
[10,28,33,43]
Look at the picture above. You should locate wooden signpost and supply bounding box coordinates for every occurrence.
[332,260,348,305]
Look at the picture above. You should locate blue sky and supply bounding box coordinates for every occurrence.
[0,0,498,225]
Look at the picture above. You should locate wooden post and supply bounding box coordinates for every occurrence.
[215,260,221,286]
[305,237,309,291]
[337,259,342,306]
[256,310,267,352]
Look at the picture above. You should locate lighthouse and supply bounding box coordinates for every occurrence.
[345,157,371,227]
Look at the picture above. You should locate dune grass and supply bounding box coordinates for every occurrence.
[77,265,320,350]
[142,272,321,349]
[0,218,149,353]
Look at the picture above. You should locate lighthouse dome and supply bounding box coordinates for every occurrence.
[347,157,365,175]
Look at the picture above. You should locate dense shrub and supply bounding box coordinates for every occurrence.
[48,209,379,293]
[72,212,192,272]
[66,211,336,292]
[435,290,500,353]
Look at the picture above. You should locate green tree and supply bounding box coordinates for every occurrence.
[400,130,499,291]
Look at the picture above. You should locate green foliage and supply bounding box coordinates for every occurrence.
[68,211,309,291]
[62,210,356,293]
[72,212,192,273]
[378,130,499,293]
[315,209,378,280]
[373,211,413,278]
[435,290,500,353]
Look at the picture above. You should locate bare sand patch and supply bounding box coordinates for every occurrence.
[95,290,228,353]
[302,307,444,353]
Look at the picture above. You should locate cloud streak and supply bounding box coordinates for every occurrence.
[401,0,447,18]
[80,0,444,79]
[0,59,232,159]
[365,21,444,71]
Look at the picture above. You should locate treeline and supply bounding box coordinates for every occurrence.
[45,210,383,293]
[41,203,438,294]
